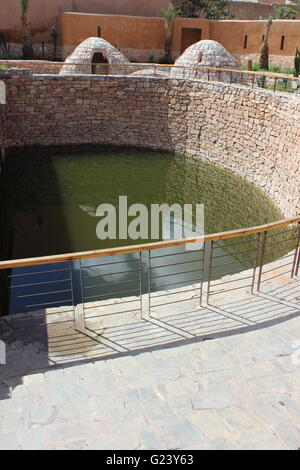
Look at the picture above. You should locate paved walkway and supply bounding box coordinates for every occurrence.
[0,258,299,450]
[1,308,300,450]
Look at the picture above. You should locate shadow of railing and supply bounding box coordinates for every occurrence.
[0,275,299,385]
[0,217,299,386]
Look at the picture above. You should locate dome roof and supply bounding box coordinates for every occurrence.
[175,40,241,70]
[60,37,129,75]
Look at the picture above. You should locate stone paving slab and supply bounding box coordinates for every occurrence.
[0,311,300,450]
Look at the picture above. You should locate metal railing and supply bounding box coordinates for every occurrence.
[1,60,300,94]
[0,216,299,370]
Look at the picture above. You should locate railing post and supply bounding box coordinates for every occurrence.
[257,230,267,292]
[199,241,206,307]
[71,259,86,332]
[291,222,300,278]
[295,247,300,278]
[71,259,84,307]
[251,232,261,294]
[206,240,214,305]
[140,250,151,319]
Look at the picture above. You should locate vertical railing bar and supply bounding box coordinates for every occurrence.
[200,241,205,307]
[295,247,300,277]
[148,250,152,309]
[252,73,255,88]
[69,261,75,326]
[291,222,300,278]
[251,232,261,294]
[140,250,151,319]
[79,259,86,325]
[79,258,86,308]
[139,251,143,319]
[206,240,214,305]
[148,250,151,318]
[257,230,267,292]
[273,77,277,93]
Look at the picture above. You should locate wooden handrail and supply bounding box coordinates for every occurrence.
[0,216,299,270]
[1,61,299,82]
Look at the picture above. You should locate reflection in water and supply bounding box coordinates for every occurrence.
[1,146,283,315]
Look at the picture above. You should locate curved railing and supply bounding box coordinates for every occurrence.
[1,61,300,94]
[0,216,299,369]
[0,216,299,270]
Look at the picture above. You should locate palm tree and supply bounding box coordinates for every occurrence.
[161,4,180,63]
[259,18,272,70]
[50,26,58,60]
[19,0,33,59]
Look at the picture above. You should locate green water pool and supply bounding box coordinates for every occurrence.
[1,145,282,260]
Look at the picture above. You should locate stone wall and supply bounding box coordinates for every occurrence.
[1,68,299,218]
[0,61,63,74]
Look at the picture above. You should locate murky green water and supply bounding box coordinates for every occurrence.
[1,145,282,260]
[0,146,286,315]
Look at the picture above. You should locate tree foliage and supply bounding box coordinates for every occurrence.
[272,7,296,20]
[259,18,272,71]
[180,0,233,20]
[19,0,33,59]
[180,0,206,18]
[161,4,180,62]
[274,0,300,19]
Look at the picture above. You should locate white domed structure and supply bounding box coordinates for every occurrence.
[60,37,129,75]
[171,40,241,80]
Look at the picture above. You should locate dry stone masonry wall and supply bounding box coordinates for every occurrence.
[1,68,299,218]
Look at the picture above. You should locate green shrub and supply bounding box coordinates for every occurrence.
[248,61,294,76]
[268,64,282,73]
